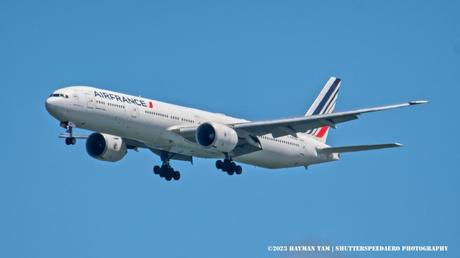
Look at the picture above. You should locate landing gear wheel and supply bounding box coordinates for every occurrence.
[153,165,160,175]
[230,162,236,172]
[222,159,230,172]
[173,171,181,181]
[235,165,242,175]
[64,137,76,145]
[216,160,223,169]
[159,167,166,178]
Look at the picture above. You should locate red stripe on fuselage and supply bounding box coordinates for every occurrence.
[149,101,153,108]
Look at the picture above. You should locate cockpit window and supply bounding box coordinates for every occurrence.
[49,93,69,98]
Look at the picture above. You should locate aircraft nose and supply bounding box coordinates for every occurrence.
[45,97,57,114]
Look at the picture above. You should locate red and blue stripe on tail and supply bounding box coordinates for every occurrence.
[305,77,341,142]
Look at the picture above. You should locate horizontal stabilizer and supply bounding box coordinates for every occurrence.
[318,143,402,153]
[59,133,88,139]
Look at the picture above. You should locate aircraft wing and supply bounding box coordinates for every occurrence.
[169,100,426,157]
[231,101,427,137]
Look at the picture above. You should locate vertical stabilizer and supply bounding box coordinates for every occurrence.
[305,77,341,142]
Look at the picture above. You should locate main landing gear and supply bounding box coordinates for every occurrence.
[61,121,76,145]
[153,152,181,181]
[153,163,181,181]
[216,158,243,175]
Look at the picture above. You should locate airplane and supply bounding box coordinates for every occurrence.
[45,77,427,181]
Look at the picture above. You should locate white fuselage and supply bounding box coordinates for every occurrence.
[45,86,337,169]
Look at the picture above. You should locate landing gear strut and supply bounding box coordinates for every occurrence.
[216,158,242,175]
[61,121,76,145]
[153,151,181,181]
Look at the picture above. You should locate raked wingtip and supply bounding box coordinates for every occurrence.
[409,100,429,105]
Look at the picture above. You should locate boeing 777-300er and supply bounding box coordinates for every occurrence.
[45,77,427,181]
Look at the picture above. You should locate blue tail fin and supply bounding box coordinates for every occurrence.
[305,77,341,142]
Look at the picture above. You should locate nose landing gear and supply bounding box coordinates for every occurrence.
[60,121,76,145]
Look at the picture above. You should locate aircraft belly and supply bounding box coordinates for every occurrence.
[163,134,222,158]
[233,140,305,169]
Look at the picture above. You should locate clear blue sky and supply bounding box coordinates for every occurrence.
[1,0,458,257]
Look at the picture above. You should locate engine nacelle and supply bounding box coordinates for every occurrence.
[86,133,127,162]
[195,122,238,152]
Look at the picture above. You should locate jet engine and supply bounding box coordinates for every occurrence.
[195,122,238,152]
[86,133,127,162]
